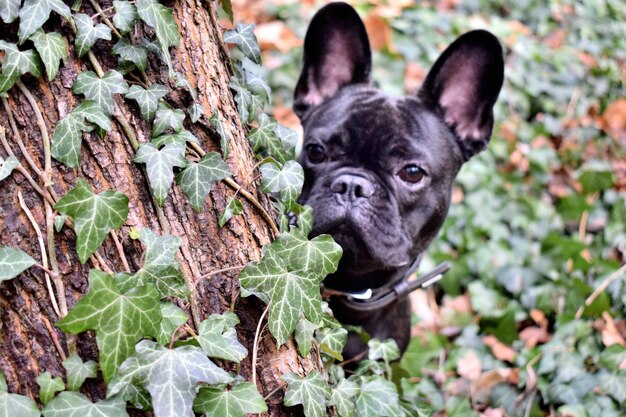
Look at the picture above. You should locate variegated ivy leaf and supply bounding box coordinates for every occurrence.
[74,13,112,57]
[275,124,298,159]
[57,270,161,382]
[193,382,267,417]
[368,338,400,364]
[176,152,231,211]
[53,179,129,263]
[125,84,168,122]
[133,142,186,206]
[328,379,358,417]
[62,354,97,391]
[240,57,270,101]
[295,318,319,358]
[29,30,67,80]
[152,105,185,136]
[151,130,199,148]
[174,72,196,100]
[209,110,229,159]
[112,39,148,71]
[223,23,260,64]
[0,245,36,282]
[115,228,187,298]
[260,160,304,209]
[229,76,263,123]
[0,41,43,93]
[316,327,348,361]
[195,312,247,363]
[0,370,41,417]
[600,373,626,404]
[282,371,331,417]
[17,0,71,43]
[136,0,180,49]
[112,0,138,34]
[107,340,232,417]
[218,197,242,227]
[42,391,129,417]
[248,114,289,163]
[156,301,188,346]
[293,204,314,235]
[0,0,20,23]
[271,228,343,277]
[188,103,204,123]
[72,70,128,115]
[0,155,19,182]
[36,372,64,405]
[355,376,404,417]
[54,214,67,232]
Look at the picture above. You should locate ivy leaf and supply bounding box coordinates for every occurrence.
[229,76,264,123]
[0,0,20,23]
[0,41,43,93]
[152,105,185,136]
[42,392,128,417]
[156,301,188,346]
[112,0,138,34]
[177,152,231,211]
[368,339,401,364]
[355,376,404,417]
[74,13,112,57]
[108,340,233,417]
[194,382,267,417]
[223,23,260,64]
[282,371,331,417]
[29,30,67,80]
[151,130,199,148]
[133,142,186,206]
[125,84,168,122]
[260,160,304,209]
[0,245,36,282]
[328,379,358,417]
[271,228,343,277]
[600,373,626,404]
[54,215,67,232]
[316,327,348,361]
[62,354,97,391]
[0,370,41,417]
[295,318,319,358]
[209,111,229,159]
[217,0,233,22]
[36,372,65,405]
[0,155,19,182]
[18,0,71,43]
[195,312,247,363]
[136,0,180,49]
[54,179,129,263]
[218,197,243,227]
[240,57,271,101]
[57,270,160,382]
[248,114,289,163]
[112,39,148,71]
[188,103,204,123]
[72,70,128,116]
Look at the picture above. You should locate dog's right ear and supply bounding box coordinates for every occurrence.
[293,2,372,118]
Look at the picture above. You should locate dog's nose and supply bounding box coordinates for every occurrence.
[331,175,374,201]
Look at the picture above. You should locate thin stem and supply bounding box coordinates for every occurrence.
[110,230,131,273]
[252,304,270,386]
[575,263,626,319]
[263,383,286,401]
[46,202,68,319]
[1,97,44,178]
[224,177,280,237]
[32,263,59,278]
[87,0,122,38]
[195,265,246,288]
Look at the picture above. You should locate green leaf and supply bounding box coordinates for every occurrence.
[600,373,626,404]
[0,41,43,93]
[188,103,204,123]
[57,269,160,382]
[355,376,404,417]
[209,111,229,159]
[368,338,401,364]
[112,39,148,71]
[62,354,97,391]
[152,105,185,136]
[53,214,67,232]
[0,155,19,182]
[0,371,41,417]
[72,70,128,116]
[156,301,188,346]
[177,152,231,211]
[29,30,67,80]
[217,0,233,22]
[0,245,36,282]
[229,77,254,122]
[112,0,138,34]
[329,379,358,417]
[282,371,330,417]
[136,0,180,49]
[133,142,186,206]
[125,84,168,122]
[600,344,626,371]
[223,23,260,64]
[248,114,289,163]
[295,318,319,358]
[36,372,64,405]
[240,57,271,101]
[42,391,128,417]
[316,327,348,361]
[54,179,129,263]
[260,160,304,209]
[195,312,247,363]
[0,0,20,23]
[74,13,112,57]
[218,197,243,227]
[151,130,199,148]
[271,228,343,277]
[194,382,267,417]
[18,0,71,43]
[108,340,232,417]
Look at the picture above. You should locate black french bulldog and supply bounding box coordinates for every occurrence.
[295,2,504,359]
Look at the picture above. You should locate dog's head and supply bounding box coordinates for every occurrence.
[295,2,504,291]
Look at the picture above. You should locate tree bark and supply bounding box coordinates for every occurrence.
[0,0,315,415]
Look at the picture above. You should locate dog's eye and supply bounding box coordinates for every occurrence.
[306,144,325,163]
[398,165,426,183]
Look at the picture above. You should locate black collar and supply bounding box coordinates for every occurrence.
[321,257,450,313]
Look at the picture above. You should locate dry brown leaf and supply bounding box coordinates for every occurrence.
[471,369,512,404]
[600,98,626,142]
[529,309,548,327]
[519,326,551,348]
[255,21,302,52]
[404,62,426,94]
[601,311,626,347]
[481,408,506,417]
[272,106,301,130]
[363,14,393,51]
[451,186,464,204]
[545,29,567,49]
[458,350,482,380]
[483,335,518,363]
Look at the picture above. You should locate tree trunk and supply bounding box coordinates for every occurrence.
[0,0,316,415]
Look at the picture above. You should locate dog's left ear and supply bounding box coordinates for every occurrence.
[419,30,504,160]
[294,2,372,118]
